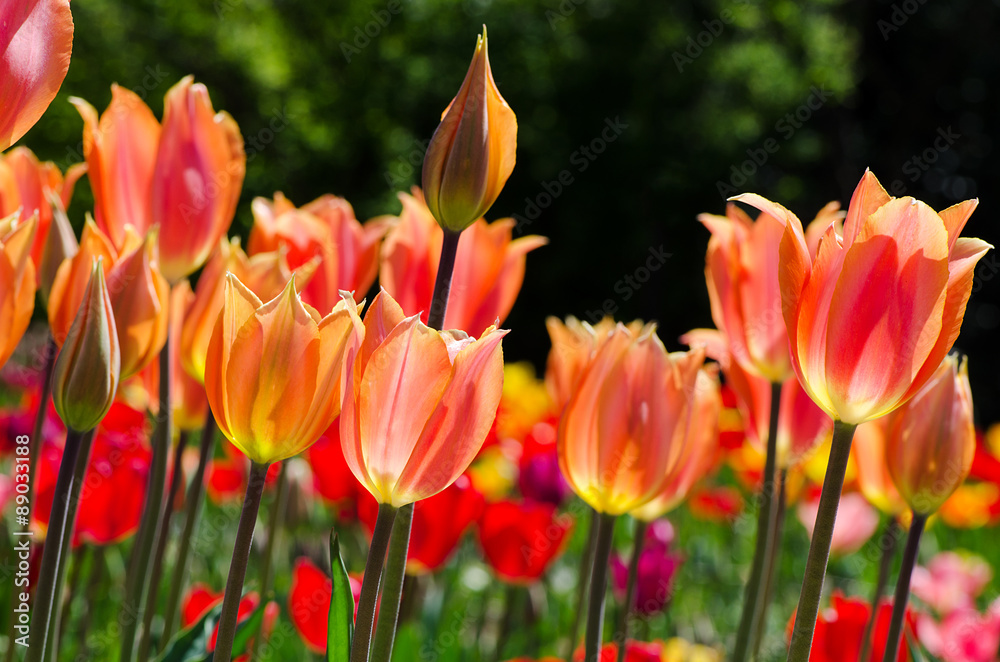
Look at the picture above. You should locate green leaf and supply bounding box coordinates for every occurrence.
[156,598,265,662]
[327,530,355,662]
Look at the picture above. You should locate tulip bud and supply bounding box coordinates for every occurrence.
[421,27,517,233]
[885,354,976,516]
[51,259,121,433]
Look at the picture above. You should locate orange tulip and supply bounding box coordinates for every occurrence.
[51,259,120,433]
[340,289,507,506]
[558,323,705,515]
[248,192,391,312]
[151,76,245,283]
[735,170,992,424]
[852,418,907,516]
[631,366,721,521]
[0,0,73,151]
[71,85,160,252]
[180,237,319,384]
[700,202,841,383]
[422,26,517,233]
[885,354,975,516]
[0,211,37,369]
[37,188,78,304]
[380,188,545,336]
[204,274,363,464]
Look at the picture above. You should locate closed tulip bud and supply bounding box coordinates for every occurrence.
[51,259,121,433]
[421,27,517,232]
[885,354,975,516]
[0,0,73,151]
[0,211,38,369]
[204,274,363,465]
[151,76,245,283]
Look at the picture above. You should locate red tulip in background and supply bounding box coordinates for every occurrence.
[477,499,572,583]
[180,585,279,659]
[789,594,913,662]
[570,640,665,662]
[305,419,362,509]
[288,557,362,654]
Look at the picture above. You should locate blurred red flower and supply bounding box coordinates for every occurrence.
[288,557,362,654]
[477,499,572,584]
[788,594,914,662]
[180,585,279,659]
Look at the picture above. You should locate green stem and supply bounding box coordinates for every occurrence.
[585,513,617,662]
[54,541,89,653]
[27,335,57,526]
[733,381,783,662]
[427,230,461,330]
[213,461,270,662]
[120,331,173,662]
[752,467,788,659]
[614,519,648,662]
[371,501,414,662]
[494,583,519,662]
[71,545,105,661]
[881,513,925,662]
[160,409,217,646]
[568,507,599,660]
[351,504,399,662]
[786,420,858,662]
[859,517,900,662]
[248,461,291,659]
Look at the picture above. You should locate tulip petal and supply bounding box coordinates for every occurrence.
[842,169,892,251]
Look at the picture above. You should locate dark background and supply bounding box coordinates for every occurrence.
[21,0,1000,423]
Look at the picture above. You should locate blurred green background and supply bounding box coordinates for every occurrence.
[21,0,1000,421]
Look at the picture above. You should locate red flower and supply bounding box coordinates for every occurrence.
[687,486,744,523]
[789,594,914,662]
[570,640,664,662]
[288,557,362,654]
[180,584,278,660]
[305,419,362,507]
[358,474,484,575]
[206,439,283,503]
[477,499,572,584]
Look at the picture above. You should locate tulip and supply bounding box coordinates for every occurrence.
[248,192,391,312]
[380,188,545,336]
[288,558,362,654]
[911,551,992,616]
[610,520,682,616]
[70,86,160,252]
[0,212,37,369]
[917,603,1000,662]
[853,418,907,516]
[179,586,278,660]
[477,499,572,583]
[570,640,671,662]
[37,188,78,304]
[422,26,517,233]
[0,0,73,151]
[305,420,363,508]
[151,76,245,283]
[340,289,507,507]
[796,492,879,556]
[791,594,911,662]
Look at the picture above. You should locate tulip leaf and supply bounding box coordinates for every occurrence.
[155,599,264,662]
[327,530,354,662]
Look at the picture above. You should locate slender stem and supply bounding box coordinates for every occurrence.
[614,519,648,662]
[351,504,399,662]
[372,502,414,662]
[585,513,617,662]
[398,574,423,625]
[120,331,173,662]
[733,381,783,662]
[213,461,270,662]
[137,429,191,660]
[859,517,901,662]
[786,421,858,662]
[55,540,89,651]
[494,584,519,662]
[752,467,788,659]
[247,461,291,659]
[27,336,57,527]
[161,409,217,646]
[568,507,600,660]
[427,230,461,330]
[72,545,106,659]
[881,513,925,662]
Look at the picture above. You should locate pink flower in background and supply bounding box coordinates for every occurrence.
[611,519,683,615]
[797,492,878,556]
[911,552,992,616]
[918,602,1000,662]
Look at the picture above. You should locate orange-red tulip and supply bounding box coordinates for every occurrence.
[0,211,37,369]
[852,418,907,516]
[248,192,391,313]
[735,170,991,424]
[180,237,318,384]
[204,274,363,464]
[340,289,507,506]
[885,354,975,516]
[380,188,545,336]
[0,0,73,151]
[51,259,120,433]
[71,85,160,252]
[422,26,516,233]
[151,76,245,283]
[557,323,705,515]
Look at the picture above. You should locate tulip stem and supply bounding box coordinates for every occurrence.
[568,507,600,660]
[786,420,858,662]
[248,461,291,659]
[427,230,462,330]
[120,331,173,662]
[72,545,106,660]
[882,512,925,662]
[733,381,783,662]
[27,335,57,526]
[859,517,901,662]
[585,513,617,662]
[27,427,94,662]
[161,410,217,647]
[214,460,270,662]
[614,519,648,662]
[752,467,788,659]
[352,503,399,662]
[372,502,414,662]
